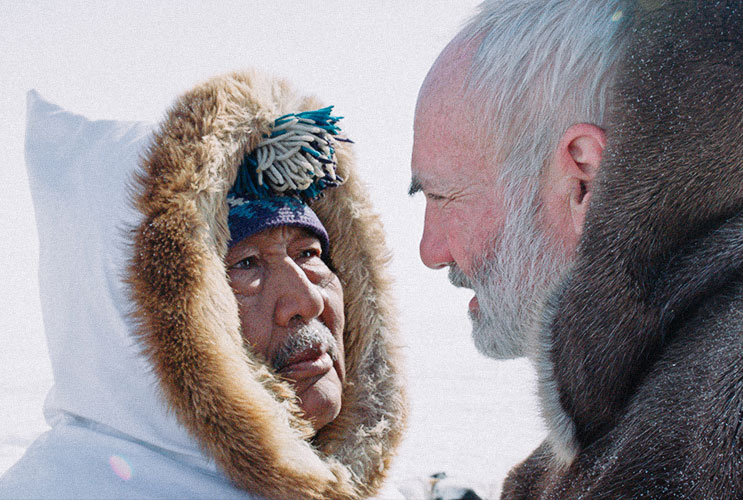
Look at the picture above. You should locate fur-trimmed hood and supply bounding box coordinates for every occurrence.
[127,71,407,499]
[518,0,743,493]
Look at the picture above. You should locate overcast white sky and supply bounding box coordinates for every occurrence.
[0,2,544,492]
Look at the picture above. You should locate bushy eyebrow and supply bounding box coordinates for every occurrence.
[408,176,422,196]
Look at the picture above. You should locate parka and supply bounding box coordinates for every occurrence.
[1,71,407,500]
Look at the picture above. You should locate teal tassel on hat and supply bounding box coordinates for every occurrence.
[231,106,349,202]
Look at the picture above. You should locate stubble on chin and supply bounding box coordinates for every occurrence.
[448,262,514,357]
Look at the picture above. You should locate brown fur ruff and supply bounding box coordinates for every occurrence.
[128,70,407,499]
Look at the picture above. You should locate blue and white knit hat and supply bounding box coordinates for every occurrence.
[227,107,349,255]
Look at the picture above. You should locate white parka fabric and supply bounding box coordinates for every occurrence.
[0,91,248,499]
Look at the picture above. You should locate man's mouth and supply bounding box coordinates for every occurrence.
[448,264,479,314]
[468,295,480,314]
[276,344,333,378]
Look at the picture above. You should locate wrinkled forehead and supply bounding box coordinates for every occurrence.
[412,51,499,192]
[228,225,322,254]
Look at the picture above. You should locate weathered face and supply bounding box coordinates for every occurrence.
[412,99,507,278]
[226,226,345,431]
[411,39,573,358]
[412,81,526,357]
[411,40,507,304]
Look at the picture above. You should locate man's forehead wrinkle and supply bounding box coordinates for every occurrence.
[415,94,482,152]
[416,55,490,155]
[413,115,496,193]
[413,36,500,200]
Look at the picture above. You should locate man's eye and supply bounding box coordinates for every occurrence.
[299,248,321,259]
[232,256,257,270]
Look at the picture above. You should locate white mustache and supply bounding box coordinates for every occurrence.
[271,319,339,372]
[448,264,474,289]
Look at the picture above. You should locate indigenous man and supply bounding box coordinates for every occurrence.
[1,71,406,500]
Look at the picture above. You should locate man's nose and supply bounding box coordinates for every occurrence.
[419,203,453,270]
[273,259,324,326]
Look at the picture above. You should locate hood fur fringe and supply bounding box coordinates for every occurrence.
[128,70,407,499]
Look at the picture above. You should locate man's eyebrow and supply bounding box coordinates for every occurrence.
[408,176,422,196]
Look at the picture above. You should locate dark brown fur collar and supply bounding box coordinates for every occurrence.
[537,0,743,464]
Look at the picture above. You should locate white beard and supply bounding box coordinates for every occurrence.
[449,183,571,359]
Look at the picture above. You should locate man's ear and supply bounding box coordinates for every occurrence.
[554,123,606,237]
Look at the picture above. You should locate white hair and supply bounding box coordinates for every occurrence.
[461,0,632,187]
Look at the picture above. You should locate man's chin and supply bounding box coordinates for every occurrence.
[469,310,527,360]
[294,369,343,431]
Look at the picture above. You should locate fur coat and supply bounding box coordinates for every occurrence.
[503,2,743,499]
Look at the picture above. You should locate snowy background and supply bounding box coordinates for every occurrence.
[0,2,544,497]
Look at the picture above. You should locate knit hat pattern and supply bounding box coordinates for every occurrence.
[226,106,349,252]
[227,195,329,255]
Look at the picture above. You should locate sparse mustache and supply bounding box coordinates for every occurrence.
[272,319,338,372]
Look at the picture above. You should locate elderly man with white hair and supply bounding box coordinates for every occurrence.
[411,1,743,498]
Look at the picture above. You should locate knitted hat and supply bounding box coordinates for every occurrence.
[227,107,349,255]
